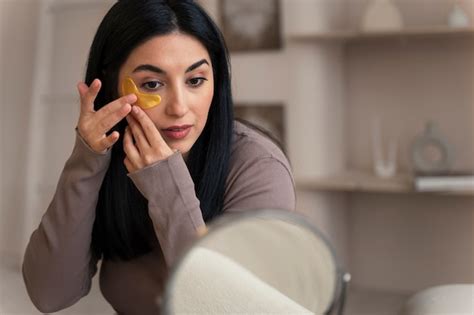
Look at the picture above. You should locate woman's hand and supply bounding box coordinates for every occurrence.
[76,79,136,153]
[123,105,175,173]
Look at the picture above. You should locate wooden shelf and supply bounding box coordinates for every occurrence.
[288,26,474,42]
[296,170,474,196]
[296,170,413,193]
[287,30,356,42]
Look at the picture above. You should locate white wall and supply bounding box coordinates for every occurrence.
[0,0,113,266]
[349,193,474,293]
[0,0,40,266]
[21,1,114,256]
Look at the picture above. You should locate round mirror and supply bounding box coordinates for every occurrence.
[161,209,350,314]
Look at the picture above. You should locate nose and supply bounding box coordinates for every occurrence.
[165,85,189,117]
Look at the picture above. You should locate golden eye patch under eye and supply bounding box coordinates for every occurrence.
[121,77,162,109]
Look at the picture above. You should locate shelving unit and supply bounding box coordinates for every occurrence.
[283,2,474,314]
[296,170,474,196]
[297,170,413,193]
[288,26,474,42]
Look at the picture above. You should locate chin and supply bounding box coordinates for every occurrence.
[167,138,196,158]
[172,143,191,156]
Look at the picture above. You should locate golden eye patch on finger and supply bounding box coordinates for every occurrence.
[121,77,162,109]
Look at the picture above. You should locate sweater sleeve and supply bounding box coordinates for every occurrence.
[127,152,204,267]
[22,131,111,313]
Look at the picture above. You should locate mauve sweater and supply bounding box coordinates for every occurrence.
[22,121,296,314]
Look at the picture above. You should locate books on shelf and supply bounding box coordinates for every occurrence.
[414,171,474,192]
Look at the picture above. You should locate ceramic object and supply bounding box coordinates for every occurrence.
[411,122,452,174]
[448,3,470,28]
[361,0,403,32]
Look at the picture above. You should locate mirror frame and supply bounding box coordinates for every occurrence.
[161,209,349,315]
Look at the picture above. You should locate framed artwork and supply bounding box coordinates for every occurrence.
[221,0,282,52]
[234,103,286,149]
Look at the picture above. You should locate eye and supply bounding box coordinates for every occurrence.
[141,81,163,92]
[187,77,207,87]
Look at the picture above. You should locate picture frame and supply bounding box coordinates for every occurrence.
[234,103,286,149]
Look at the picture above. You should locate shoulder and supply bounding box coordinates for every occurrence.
[223,121,295,211]
[230,120,290,171]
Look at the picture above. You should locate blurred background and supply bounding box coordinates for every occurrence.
[1,0,473,314]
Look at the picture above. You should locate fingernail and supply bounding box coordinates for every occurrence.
[92,79,99,88]
[132,106,139,114]
[126,94,137,103]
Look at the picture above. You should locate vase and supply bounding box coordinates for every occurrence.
[448,3,470,28]
[411,122,452,174]
[361,0,403,32]
[372,116,398,178]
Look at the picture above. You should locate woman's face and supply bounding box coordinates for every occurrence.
[118,32,214,155]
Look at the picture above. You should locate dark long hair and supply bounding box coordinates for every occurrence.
[87,0,233,261]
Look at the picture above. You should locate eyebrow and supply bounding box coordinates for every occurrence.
[132,59,210,75]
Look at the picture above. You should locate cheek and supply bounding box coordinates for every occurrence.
[142,107,163,126]
[199,85,214,119]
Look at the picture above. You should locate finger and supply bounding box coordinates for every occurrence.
[130,106,166,147]
[77,82,88,99]
[123,126,140,155]
[95,102,132,135]
[126,114,151,151]
[92,94,135,135]
[96,130,120,152]
[96,94,137,132]
[78,79,101,114]
[123,157,134,173]
[77,82,92,114]
[96,93,137,118]
[123,127,142,167]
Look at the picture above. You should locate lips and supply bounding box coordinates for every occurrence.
[161,125,192,140]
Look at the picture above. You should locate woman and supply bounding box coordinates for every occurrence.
[23,0,295,313]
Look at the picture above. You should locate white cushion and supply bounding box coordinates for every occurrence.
[400,284,474,315]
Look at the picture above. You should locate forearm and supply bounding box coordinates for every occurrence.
[128,152,205,266]
[22,133,110,313]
